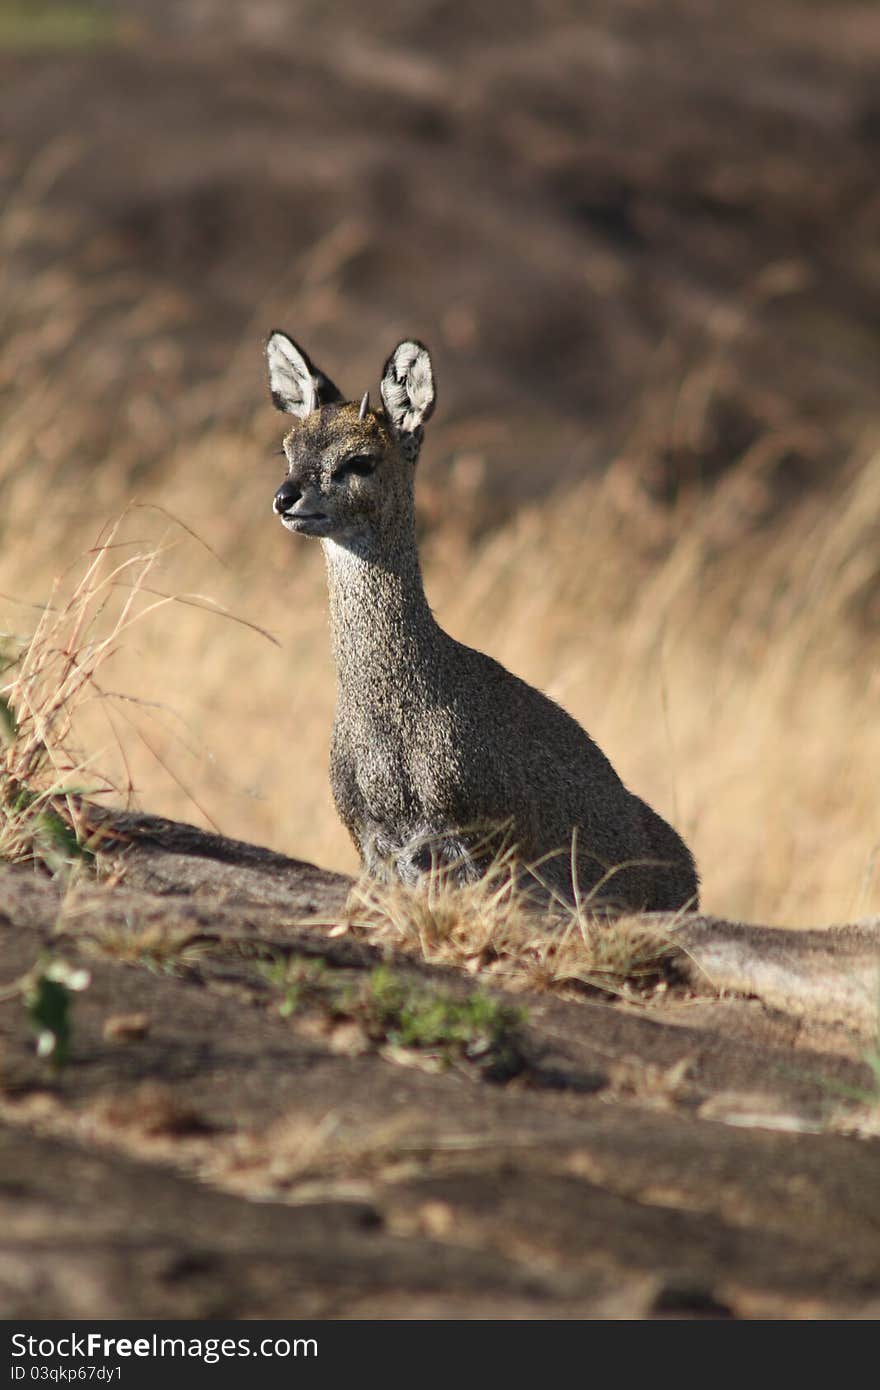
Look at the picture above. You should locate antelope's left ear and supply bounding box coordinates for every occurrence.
[266,331,343,417]
[380,340,436,436]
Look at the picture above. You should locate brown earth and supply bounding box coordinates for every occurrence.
[4,0,880,524]
[1,812,879,1320]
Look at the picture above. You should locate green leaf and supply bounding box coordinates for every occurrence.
[23,960,90,1068]
[25,976,73,1067]
[0,693,17,745]
[33,806,94,873]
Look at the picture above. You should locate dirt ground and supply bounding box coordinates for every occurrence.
[1,814,879,1320]
[4,0,880,517]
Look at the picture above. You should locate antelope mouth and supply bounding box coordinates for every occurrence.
[279,510,333,536]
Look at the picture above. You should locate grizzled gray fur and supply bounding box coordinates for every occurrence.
[266,332,699,913]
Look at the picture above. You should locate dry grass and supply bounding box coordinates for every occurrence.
[0,505,276,874]
[424,442,880,927]
[0,521,166,871]
[340,852,682,998]
[75,915,207,972]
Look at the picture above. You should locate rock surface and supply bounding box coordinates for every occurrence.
[1,812,879,1319]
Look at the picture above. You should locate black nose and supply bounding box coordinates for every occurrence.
[273,479,301,515]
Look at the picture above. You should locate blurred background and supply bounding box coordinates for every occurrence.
[1,0,879,925]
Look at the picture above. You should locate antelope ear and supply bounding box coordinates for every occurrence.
[380,340,436,435]
[266,331,343,417]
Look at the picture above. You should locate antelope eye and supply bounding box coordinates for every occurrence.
[334,454,377,479]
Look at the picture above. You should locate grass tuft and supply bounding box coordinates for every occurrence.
[0,513,252,875]
[339,849,681,999]
[79,916,206,973]
[0,520,167,874]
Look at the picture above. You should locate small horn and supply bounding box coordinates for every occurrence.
[358,391,370,421]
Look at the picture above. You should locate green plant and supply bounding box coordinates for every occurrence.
[260,956,330,1017]
[264,951,527,1080]
[361,964,524,1057]
[367,966,527,1079]
[0,955,91,1068]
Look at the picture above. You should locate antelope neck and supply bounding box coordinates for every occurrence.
[322,527,440,686]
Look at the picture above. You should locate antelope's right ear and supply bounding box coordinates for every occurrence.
[380,340,436,436]
[266,331,343,417]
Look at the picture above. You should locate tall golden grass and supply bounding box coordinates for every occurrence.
[2,171,878,927]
